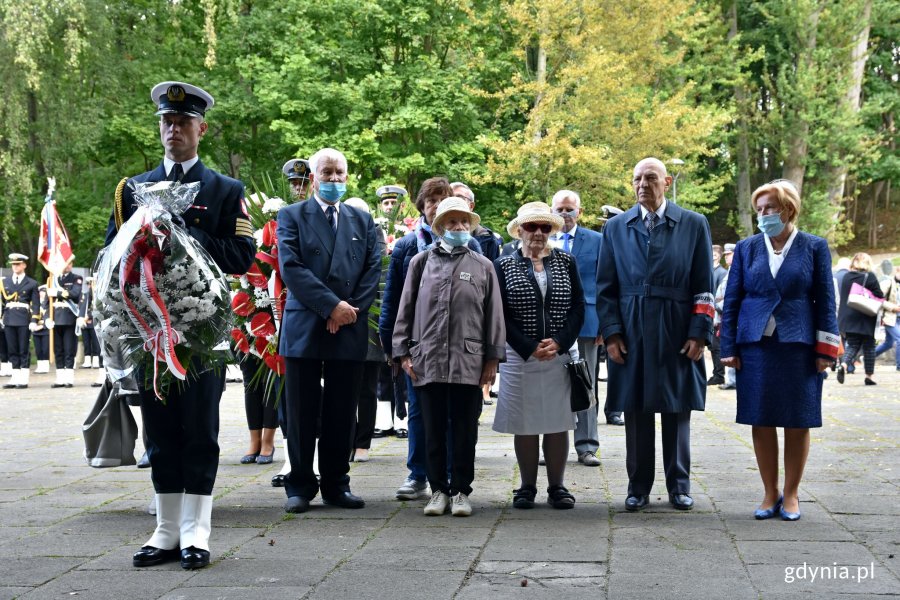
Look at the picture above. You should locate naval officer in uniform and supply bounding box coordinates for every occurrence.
[1,254,40,389]
[48,256,81,388]
[105,81,255,569]
[283,158,311,200]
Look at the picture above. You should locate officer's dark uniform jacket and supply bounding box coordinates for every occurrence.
[0,275,40,327]
[52,272,82,326]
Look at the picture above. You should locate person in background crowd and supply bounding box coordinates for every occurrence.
[282,158,311,200]
[596,157,714,512]
[393,197,505,516]
[874,265,900,371]
[836,252,889,386]
[451,181,502,406]
[343,196,387,464]
[1,253,40,389]
[106,80,256,569]
[237,355,279,466]
[597,204,624,425]
[277,147,382,514]
[720,179,840,521]
[32,286,51,375]
[78,277,102,369]
[549,189,603,467]
[707,245,727,386]
[493,202,584,510]
[379,177,482,502]
[715,244,737,390]
[49,256,81,389]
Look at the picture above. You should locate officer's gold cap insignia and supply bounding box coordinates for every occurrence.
[167,86,186,102]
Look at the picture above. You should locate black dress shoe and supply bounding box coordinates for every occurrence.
[133,545,180,567]
[322,490,365,509]
[2,383,15,389]
[284,495,310,513]
[669,493,694,510]
[137,452,151,469]
[718,383,736,390]
[395,428,408,439]
[271,473,288,487]
[371,427,395,438]
[706,376,725,386]
[606,414,625,426]
[180,546,210,569]
[625,495,650,511]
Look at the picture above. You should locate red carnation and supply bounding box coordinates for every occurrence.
[231,291,254,317]
[250,312,276,338]
[230,328,249,354]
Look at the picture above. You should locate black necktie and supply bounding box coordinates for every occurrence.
[170,163,184,182]
[326,205,337,232]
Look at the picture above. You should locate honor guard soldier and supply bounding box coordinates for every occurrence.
[33,285,51,374]
[78,277,102,369]
[47,256,81,388]
[282,158,311,199]
[375,185,409,249]
[105,81,254,570]
[1,254,40,389]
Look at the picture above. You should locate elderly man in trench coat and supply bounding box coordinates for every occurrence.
[596,157,714,512]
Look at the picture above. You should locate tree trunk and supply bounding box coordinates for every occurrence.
[781,4,821,195]
[27,90,46,181]
[729,1,753,235]
[823,0,872,242]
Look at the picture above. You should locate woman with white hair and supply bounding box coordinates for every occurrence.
[493,202,585,510]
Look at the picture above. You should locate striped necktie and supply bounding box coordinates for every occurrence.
[645,212,658,233]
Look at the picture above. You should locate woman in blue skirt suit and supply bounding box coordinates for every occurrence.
[720,180,839,522]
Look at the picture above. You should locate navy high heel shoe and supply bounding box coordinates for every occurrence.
[780,500,801,521]
[754,496,783,520]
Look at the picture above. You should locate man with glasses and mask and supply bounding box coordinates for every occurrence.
[106,80,255,570]
[596,157,714,512]
[549,190,606,466]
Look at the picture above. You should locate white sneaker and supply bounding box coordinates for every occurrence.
[423,491,450,516]
[451,493,472,517]
[396,477,428,500]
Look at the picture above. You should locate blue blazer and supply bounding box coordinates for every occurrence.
[719,231,839,359]
[569,226,602,338]
[277,198,382,361]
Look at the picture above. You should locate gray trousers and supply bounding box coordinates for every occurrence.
[573,338,599,454]
[624,411,691,496]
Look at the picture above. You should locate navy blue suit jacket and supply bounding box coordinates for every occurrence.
[277,198,382,361]
[565,226,601,338]
[105,160,255,276]
[720,231,839,359]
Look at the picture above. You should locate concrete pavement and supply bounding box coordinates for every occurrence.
[0,364,897,599]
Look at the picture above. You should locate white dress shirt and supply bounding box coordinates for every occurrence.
[163,156,199,178]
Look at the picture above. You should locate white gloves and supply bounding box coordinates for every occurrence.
[29,322,39,332]
[76,317,86,329]
[45,319,55,330]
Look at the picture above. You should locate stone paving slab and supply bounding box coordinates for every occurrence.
[0,365,897,598]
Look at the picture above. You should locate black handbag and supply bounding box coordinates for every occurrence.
[565,358,595,412]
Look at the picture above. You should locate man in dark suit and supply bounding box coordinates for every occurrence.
[1,253,40,389]
[105,81,255,570]
[550,190,607,467]
[48,257,81,388]
[277,147,382,514]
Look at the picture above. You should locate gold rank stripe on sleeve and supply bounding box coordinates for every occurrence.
[114,177,128,230]
[235,218,255,238]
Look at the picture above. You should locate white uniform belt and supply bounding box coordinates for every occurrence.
[5,302,29,309]
[52,300,71,308]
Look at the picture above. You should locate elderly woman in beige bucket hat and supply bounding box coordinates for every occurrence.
[392,197,506,517]
[493,202,585,509]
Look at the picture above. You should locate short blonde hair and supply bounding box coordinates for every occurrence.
[850,252,873,273]
[750,179,801,224]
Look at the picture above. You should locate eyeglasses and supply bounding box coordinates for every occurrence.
[521,222,552,234]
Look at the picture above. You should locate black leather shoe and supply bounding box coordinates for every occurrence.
[137,452,151,469]
[625,495,650,511]
[371,427,395,438]
[271,473,288,487]
[284,496,310,513]
[132,545,180,567]
[606,414,625,426]
[180,546,210,569]
[322,490,365,509]
[395,428,408,439]
[706,376,725,386]
[718,383,736,390]
[2,383,15,389]
[669,493,694,510]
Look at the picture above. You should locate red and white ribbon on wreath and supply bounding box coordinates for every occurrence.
[119,217,187,400]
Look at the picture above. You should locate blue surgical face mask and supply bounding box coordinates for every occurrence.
[317,182,347,203]
[442,230,471,247]
[757,212,786,237]
[554,208,578,220]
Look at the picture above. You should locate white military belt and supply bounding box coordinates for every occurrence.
[52,300,70,308]
[5,302,29,309]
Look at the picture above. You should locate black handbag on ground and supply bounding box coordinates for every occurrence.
[565,358,595,412]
